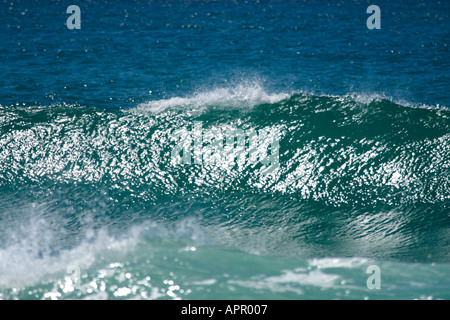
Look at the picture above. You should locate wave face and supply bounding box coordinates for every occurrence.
[0,88,449,299]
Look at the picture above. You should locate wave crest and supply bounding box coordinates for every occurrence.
[136,83,291,112]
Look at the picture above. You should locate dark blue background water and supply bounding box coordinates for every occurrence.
[1,0,449,108]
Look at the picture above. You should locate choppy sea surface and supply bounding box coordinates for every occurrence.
[0,0,449,299]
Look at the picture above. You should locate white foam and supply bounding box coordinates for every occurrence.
[346,92,448,111]
[0,225,138,289]
[0,214,209,289]
[136,83,291,113]
[308,257,369,269]
[348,92,385,105]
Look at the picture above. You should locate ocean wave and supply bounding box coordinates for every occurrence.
[0,213,449,299]
[134,84,447,114]
[0,88,449,268]
[1,89,448,203]
[0,213,206,289]
[135,83,291,113]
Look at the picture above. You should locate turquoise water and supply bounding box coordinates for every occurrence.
[0,0,449,299]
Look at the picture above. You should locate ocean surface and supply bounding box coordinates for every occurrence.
[0,0,449,300]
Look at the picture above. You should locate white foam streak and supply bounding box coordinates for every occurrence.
[346,92,447,111]
[0,227,136,289]
[0,216,208,289]
[136,83,291,113]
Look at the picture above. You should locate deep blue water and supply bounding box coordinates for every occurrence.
[1,0,449,108]
[0,0,449,300]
